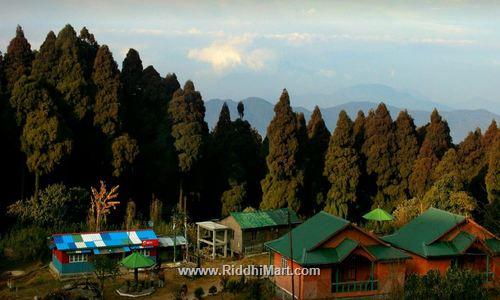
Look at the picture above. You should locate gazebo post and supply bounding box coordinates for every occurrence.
[223,229,228,258]
[212,229,216,259]
[197,225,200,252]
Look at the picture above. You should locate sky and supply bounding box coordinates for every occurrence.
[1,0,500,111]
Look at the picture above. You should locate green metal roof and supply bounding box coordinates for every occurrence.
[485,238,500,254]
[423,231,476,257]
[265,211,408,266]
[382,208,466,257]
[230,208,301,230]
[365,245,411,261]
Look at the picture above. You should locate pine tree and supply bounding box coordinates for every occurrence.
[21,102,72,200]
[168,80,208,209]
[458,129,486,183]
[237,101,244,118]
[324,110,361,218]
[361,103,398,207]
[353,110,366,151]
[483,120,498,153]
[4,26,33,92]
[213,103,232,137]
[54,24,90,120]
[260,89,304,212]
[10,76,53,124]
[305,106,330,213]
[485,137,500,233]
[425,109,452,159]
[92,45,121,136]
[409,139,439,197]
[111,133,139,177]
[433,148,461,182]
[165,73,181,101]
[121,49,143,121]
[136,66,169,141]
[0,52,4,96]
[409,109,452,197]
[31,31,58,84]
[394,110,419,200]
[78,27,99,78]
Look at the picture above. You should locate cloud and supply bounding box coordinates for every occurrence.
[318,69,336,78]
[267,32,317,45]
[410,37,475,46]
[187,35,273,72]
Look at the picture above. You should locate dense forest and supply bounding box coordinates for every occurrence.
[0,25,498,244]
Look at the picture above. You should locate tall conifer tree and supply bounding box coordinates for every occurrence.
[394,110,419,200]
[92,45,121,136]
[458,129,485,184]
[324,110,361,218]
[31,31,58,84]
[54,24,90,120]
[260,89,304,212]
[168,80,208,211]
[361,103,398,207]
[409,109,452,197]
[483,120,498,154]
[305,106,330,213]
[4,26,33,92]
[21,102,72,200]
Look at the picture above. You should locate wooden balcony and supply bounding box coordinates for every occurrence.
[332,279,378,293]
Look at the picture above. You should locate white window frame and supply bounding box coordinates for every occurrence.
[281,256,289,268]
[69,253,88,263]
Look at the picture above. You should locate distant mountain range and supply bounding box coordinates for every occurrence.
[291,84,453,112]
[205,97,499,143]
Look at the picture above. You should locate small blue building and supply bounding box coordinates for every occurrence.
[49,229,158,278]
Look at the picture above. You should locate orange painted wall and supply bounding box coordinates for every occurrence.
[273,253,305,299]
[405,253,451,276]
[272,252,406,299]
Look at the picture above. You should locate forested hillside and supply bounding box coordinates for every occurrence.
[0,25,498,240]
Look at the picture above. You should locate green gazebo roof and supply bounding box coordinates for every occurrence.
[120,252,155,269]
[363,208,394,221]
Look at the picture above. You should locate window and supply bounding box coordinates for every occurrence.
[69,253,88,263]
[138,249,151,256]
[251,231,257,241]
[281,256,289,268]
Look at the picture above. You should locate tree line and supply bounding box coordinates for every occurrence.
[0,25,498,235]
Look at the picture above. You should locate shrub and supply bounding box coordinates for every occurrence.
[8,183,88,227]
[194,287,204,299]
[404,268,487,300]
[0,226,49,261]
[208,285,217,295]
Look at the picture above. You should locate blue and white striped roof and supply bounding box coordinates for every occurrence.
[52,229,157,251]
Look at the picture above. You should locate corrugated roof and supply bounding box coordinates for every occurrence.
[265,211,408,266]
[485,238,500,254]
[230,208,301,229]
[158,235,187,247]
[365,245,411,261]
[52,229,157,251]
[302,238,358,265]
[382,208,466,257]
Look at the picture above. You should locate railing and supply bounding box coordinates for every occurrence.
[332,280,378,293]
[244,243,265,255]
[482,272,494,282]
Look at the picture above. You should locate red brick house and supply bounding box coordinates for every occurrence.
[265,211,410,299]
[382,208,499,285]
